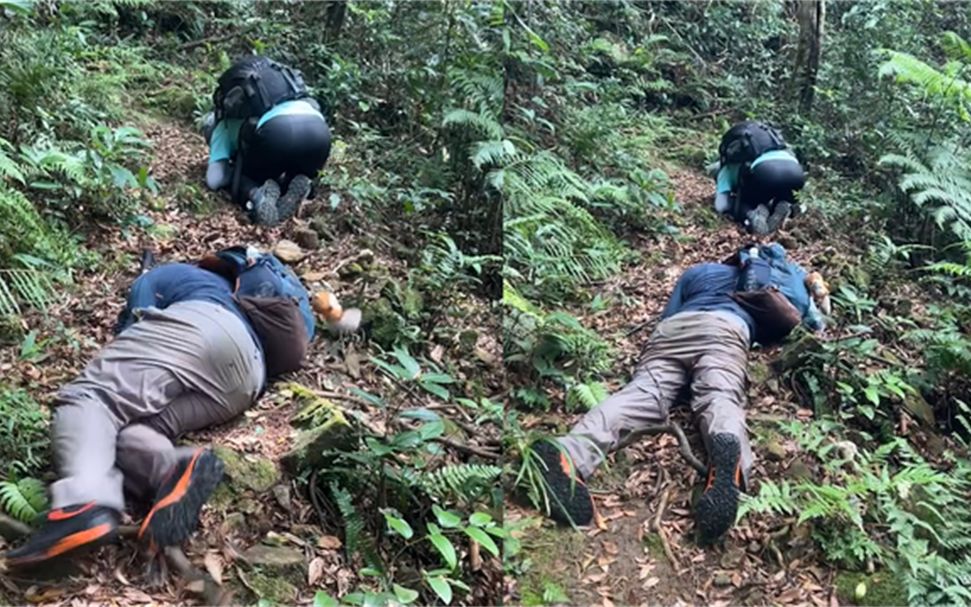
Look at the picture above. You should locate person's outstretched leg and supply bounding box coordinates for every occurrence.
[688,318,751,544]
[539,319,690,526]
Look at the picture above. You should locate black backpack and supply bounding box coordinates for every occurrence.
[213,56,309,121]
[718,120,787,166]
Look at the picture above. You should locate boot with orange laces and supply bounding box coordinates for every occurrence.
[4,503,119,567]
[695,433,743,545]
[533,441,594,526]
[139,448,224,546]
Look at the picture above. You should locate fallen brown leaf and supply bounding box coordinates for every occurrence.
[204,551,224,585]
[318,535,342,550]
[308,557,326,586]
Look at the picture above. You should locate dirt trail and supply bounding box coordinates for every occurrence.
[510,170,837,606]
[0,120,458,605]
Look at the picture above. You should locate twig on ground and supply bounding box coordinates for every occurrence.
[432,436,500,460]
[652,484,682,575]
[615,421,707,474]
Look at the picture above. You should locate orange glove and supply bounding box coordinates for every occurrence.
[805,272,832,315]
[312,291,362,333]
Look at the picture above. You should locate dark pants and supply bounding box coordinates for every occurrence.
[233,114,332,204]
[735,160,805,221]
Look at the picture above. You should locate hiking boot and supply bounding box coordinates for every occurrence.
[4,503,119,568]
[747,205,771,234]
[766,201,792,233]
[276,174,312,222]
[695,433,742,545]
[533,441,594,526]
[139,448,224,547]
[248,179,281,226]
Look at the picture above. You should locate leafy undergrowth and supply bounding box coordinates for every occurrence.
[505,169,968,607]
[0,121,503,606]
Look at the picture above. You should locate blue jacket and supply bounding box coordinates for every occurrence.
[118,263,262,350]
[661,263,756,337]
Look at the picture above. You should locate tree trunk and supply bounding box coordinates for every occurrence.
[325,0,348,40]
[793,0,825,113]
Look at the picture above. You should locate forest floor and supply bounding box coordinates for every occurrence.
[0,119,502,605]
[508,170,853,606]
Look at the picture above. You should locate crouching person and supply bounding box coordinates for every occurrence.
[2,247,320,566]
[203,56,332,226]
[712,120,806,235]
[532,244,825,544]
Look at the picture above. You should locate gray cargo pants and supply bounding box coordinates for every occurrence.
[50,301,265,511]
[558,311,753,487]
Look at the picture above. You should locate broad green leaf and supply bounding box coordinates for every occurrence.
[393,584,419,604]
[468,512,492,527]
[426,576,452,605]
[422,372,455,384]
[427,531,457,569]
[418,420,445,440]
[432,505,462,528]
[399,408,442,422]
[314,592,339,607]
[392,346,422,379]
[419,379,450,400]
[464,527,500,557]
[383,509,414,539]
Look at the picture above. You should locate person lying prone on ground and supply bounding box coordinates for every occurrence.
[1,247,359,568]
[531,243,826,545]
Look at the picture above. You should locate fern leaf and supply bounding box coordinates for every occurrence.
[0,477,47,523]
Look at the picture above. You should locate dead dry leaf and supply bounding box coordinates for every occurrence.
[308,557,326,586]
[318,535,342,550]
[204,551,224,585]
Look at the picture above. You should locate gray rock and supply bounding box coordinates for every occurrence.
[273,240,306,264]
[242,544,304,570]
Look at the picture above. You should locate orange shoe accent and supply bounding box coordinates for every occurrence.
[734,464,743,487]
[705,467,716,491]
[138,449,203,540]
[47,523,113,558]
[48,502,95,521]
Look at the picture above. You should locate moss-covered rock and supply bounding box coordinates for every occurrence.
[213,445,281,494]
[281,415,357,475]
[245,570,298,604]
[364,297,407,349]
[835,570,907,607]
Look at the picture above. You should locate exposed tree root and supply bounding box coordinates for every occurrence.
[0,514,32,541]
[615,420,708,475]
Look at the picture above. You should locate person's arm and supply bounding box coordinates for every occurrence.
[660,265,702,319]
[206,119,242,191]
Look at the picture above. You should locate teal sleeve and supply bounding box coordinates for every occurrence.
[716,164,740,194]
[208,119,243,163]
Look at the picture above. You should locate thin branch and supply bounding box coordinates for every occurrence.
[615,421,707,475]
[432,436,500,460]
[651,483,682,575]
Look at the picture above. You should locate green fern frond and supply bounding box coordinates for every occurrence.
[0,477,47,523]
[421,463,501,503]
[442,109,504,140]
[566,381,608,410]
